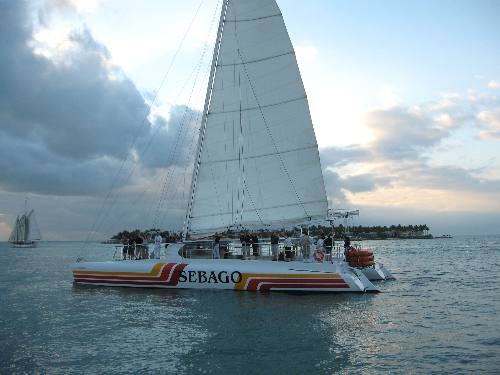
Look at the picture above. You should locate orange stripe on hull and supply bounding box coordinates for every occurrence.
[73,262,165,277]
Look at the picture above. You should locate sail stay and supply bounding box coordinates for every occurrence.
[185,0,327,235]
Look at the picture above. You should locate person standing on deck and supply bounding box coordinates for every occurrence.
[343,236,351,262]
[316,234,324,251]
[324,234,333,255]
[300,232,311,262]
[270,232,279,260]
[153,233,162,259]
[251,234,259,256]
[212,236,221,259]
[240,233,250,258]
[283,233,293,260]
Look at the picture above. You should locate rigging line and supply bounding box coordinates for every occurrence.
[184,0,228,238]
[207,96,305,115]
[125,48,211,210]
[224,13,282,23]
[217,50,294,67]
[123,52,205,222]
[81,1,205,246]
[151,33,215,229]
[105,68,203,236]
[157,108,204,229]
[158,115,201,227]
[191,198,326,219]
[146,65,207,232]
[95,1,207,239]
[201,145,317,164]
[152,0,222,230]
[133,30,213,216]
[233,30,310,219]
[151,65,205,225]
[234,56,266,229]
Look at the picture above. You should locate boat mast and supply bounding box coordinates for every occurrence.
[183,0,229,240]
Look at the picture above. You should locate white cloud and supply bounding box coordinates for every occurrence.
[44,0,101,14]
[488,80,500,89]
[379,86,401,108]
[295,45,319,65]
[318,87,500,222]
[478,110,500,139]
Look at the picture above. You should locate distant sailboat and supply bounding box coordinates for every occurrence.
[8,200,41,248]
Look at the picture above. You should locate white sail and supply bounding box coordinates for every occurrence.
[185,0,327,235]
[9,216,20,242]
[9,208,40,245]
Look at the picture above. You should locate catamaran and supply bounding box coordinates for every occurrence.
[72,0,392,292]
[9,200,41,248]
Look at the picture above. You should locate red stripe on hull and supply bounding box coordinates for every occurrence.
[247,278,347,291]
[74,279,178,286]
[259,283,350,292]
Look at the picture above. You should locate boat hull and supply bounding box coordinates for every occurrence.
[72,259,379,293]
[10,241,36,248]
[360,262,395,281]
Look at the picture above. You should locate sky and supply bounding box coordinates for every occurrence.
[0,0,499,240]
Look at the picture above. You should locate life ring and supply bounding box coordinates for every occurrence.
[313,250,325,262]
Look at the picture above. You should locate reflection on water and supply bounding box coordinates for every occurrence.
[0,237,499,374]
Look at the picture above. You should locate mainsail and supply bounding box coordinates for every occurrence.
[185,0,327,235]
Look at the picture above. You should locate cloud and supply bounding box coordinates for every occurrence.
[488,80,500,89]
[0,1,199,197]
[295,45,319,66]
[364,106,449,159]
[340,173,391,193]
[319,146,370,168]
[319,90,500,215]
[0,216,12,239]
[322,169,347,207]
[477,110,500,140]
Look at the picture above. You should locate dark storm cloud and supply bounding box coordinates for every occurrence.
[137,106,201,170]
[341,174,385,193]
[322,169,347,205]
[0,1,198,196]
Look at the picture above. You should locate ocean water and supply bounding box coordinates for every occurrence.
[0,236,499,374]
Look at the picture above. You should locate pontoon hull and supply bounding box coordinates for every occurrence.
[360,262,395,281]
[72,259,379,293]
